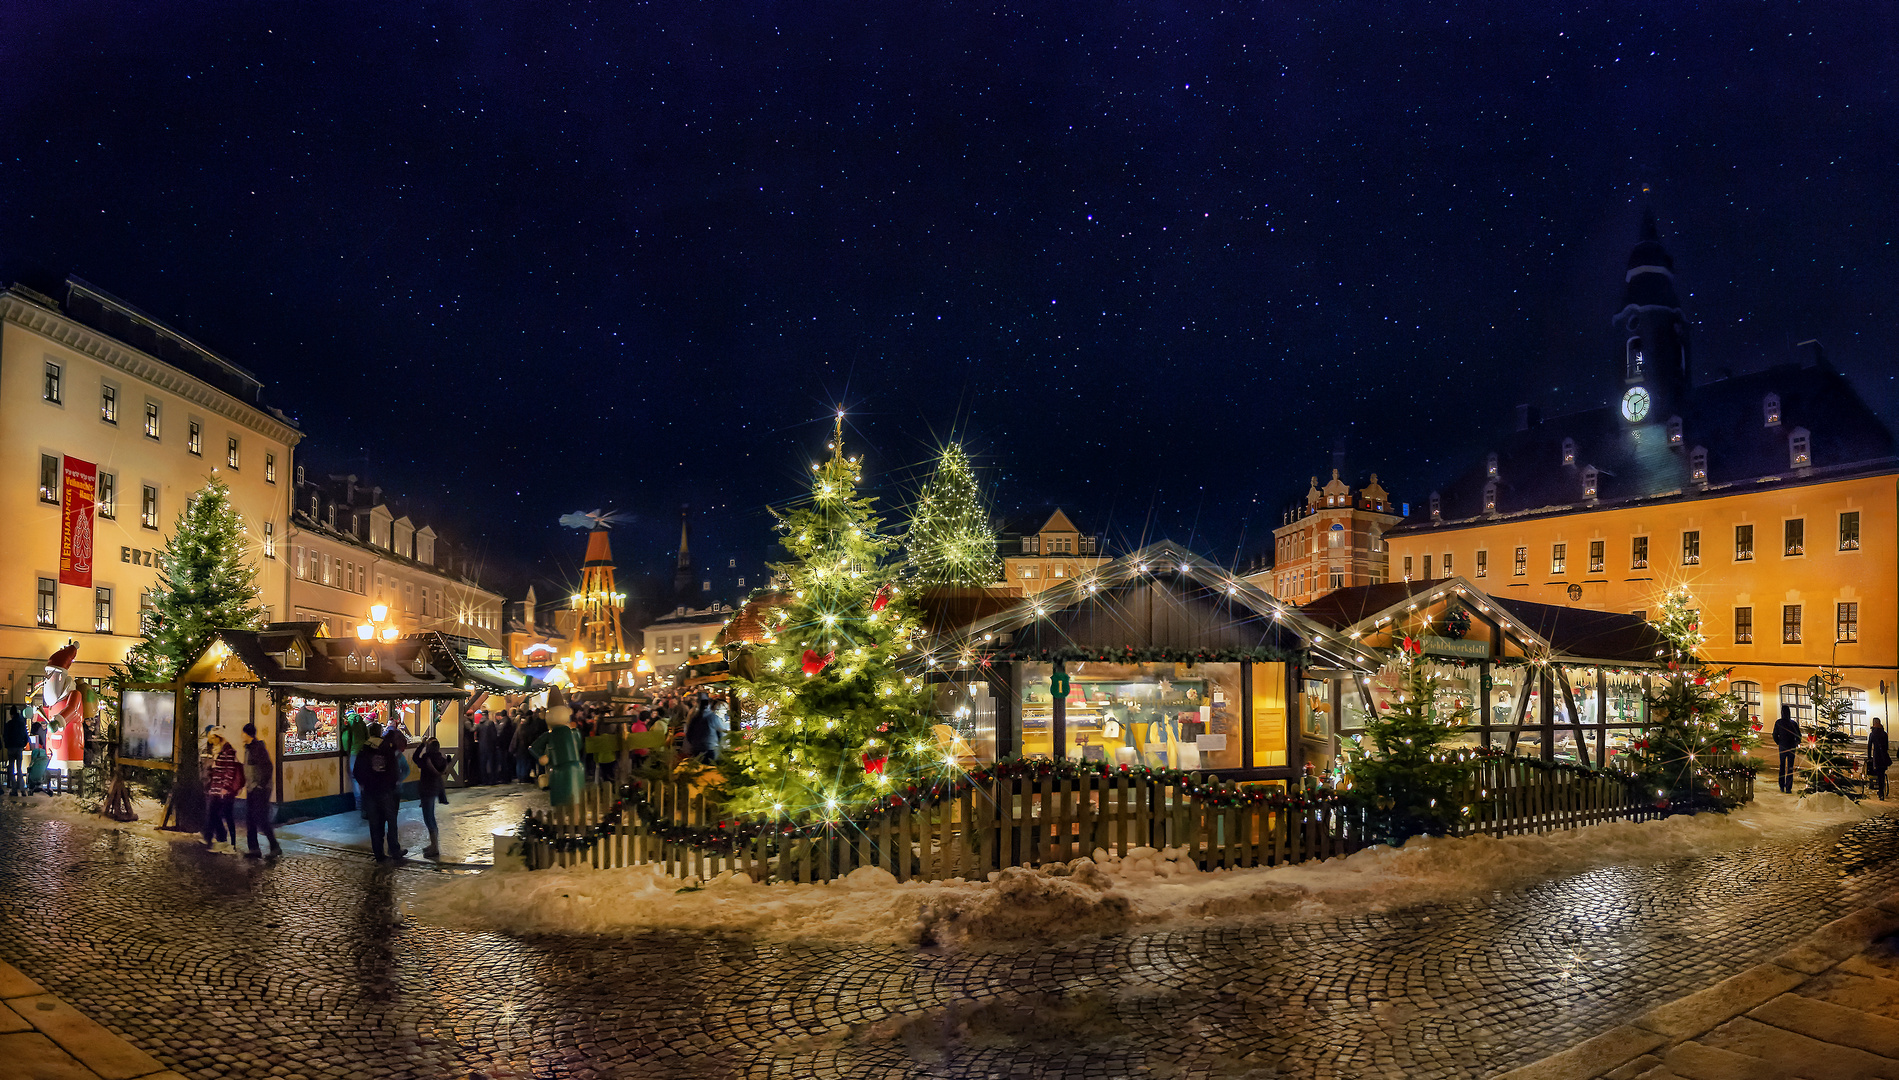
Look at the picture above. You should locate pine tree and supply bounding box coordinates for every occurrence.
[722,418,938,820]
[904,443,1002,587]
[123,479,266,681]
[1624,588,1755,812]
[1800,668,1864,801]
[1343,637,1472,844]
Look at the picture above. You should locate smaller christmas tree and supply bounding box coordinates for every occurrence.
[123,479,267,681]
[1343,637,1472,844]
[1800,668,1864,801]
[1625,588,1754,812]
[904,443,1002,588]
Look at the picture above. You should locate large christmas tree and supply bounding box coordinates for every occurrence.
[1343,637,1472,844]
[722,417,939,820]
[904,443,1002,587]
[124,479,267,681]
[1800,668,1864,801]
[1625,588,1754,812]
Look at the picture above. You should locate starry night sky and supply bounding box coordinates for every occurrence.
[2,3,1895,612]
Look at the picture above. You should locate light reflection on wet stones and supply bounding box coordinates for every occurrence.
[0,807,1895,1079]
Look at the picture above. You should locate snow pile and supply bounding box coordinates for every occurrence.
[14,793,190,848]
[1793,792,1875,816]
[409,791,1885,945]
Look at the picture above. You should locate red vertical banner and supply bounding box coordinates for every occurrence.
[59,456,97,588]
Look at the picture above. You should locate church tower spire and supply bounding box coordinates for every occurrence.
[1614,205,1691,424]
[673,505,694,604]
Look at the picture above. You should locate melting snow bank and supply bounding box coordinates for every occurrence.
[409,792,1885,946]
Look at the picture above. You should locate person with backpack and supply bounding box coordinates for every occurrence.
[351,722,405,859]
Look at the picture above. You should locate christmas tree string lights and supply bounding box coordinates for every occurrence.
[1623,588,1756,813]
[903,442,1002,587]
[123,479,267,681]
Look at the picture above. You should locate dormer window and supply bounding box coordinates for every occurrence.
[1763,393,1781,427]
[1429,492,1442,520]
[283,640,305,670]
[1789,427,1811,469]
[345,653,360,671]
[1020,535,1038,554]
[365,651,379,672]
[1485,453,1499,479]
[1560,438,1576,466]
[1582,466,1599,500]
[1483,481,1498,514]
[1666,416,1683,445]
[1626,337,1645,380]
[1690,446,1708,483]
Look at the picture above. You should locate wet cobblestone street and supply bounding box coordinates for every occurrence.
[3,806,1896,1079]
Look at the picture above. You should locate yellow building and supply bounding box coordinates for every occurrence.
[1386,218,1896,735]
[0,279,298,699]
[1001,509,1110,595]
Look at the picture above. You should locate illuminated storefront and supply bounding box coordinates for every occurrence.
[924,542,1371,783]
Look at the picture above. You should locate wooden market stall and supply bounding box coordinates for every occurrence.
[1297,577,1670,768]
[179,623,469,819]
[924,541,1375,784]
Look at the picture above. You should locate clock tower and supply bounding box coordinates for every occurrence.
[1613,209,1691,424]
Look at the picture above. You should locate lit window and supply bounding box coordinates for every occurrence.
[1631,536,1649,570]
[1329,567,1343,590]
[1763,394,1781,427]
[1550,543,1566,575]
[1485,453,1498,479]
[141,485,158,529]
[1474,550,1487,578]
[1784,519,1804,557]
[1789,428,1810,468]
[1689,445,1708,483]
[1442,553,1452,575]
[265,453,276,484]
[1666,416,1683,444]
[1588,540,1604,573]
[1837,602,1859,644]
[227,436,240,469]
[42,362,61,404]
[100,383,118,424]
[1581,466,1599,499]
[144,401,160,439]
[37,577,56,628]
[1734,606,1753,645]
[1780,683,1810,724]
[187,421,202,456]
[1402,556,1412,579]
[39,455,60,504]
[263,522,276,559]
[99,473,116,519]
[1483,481,1497,513]
[1735,524,1754,561]
[1560,438,1575,465]
[1782,604,1802,644]
[1681,530,1700,565]
[94,587,112,633]
[1840,511,1860,551]
[1512,546,1527,577]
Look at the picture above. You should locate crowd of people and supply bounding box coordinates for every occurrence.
[458,689,736,788]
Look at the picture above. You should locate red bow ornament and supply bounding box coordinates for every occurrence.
[861,753,888,774]
[1400,636,1422,656]
[802,649,834,676]
[871,585,891,613]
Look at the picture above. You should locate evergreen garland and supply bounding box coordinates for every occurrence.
[123,479,266,681]
[1341,636,1474,844]
[720,417,939,820]
[903,443,1002,587]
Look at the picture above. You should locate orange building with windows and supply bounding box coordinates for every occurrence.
[1385,215,1897,736]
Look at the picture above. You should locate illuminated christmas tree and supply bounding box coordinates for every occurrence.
[722,415,938,820]
[1343,637,1472,844]
[1625,588,1754,812]
[1800,668,1864,801]
[123,479,266,681]
[904,443,1001,587]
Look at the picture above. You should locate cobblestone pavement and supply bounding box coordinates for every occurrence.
[2,805,1897,1080]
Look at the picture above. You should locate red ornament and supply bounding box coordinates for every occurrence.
[861,753,888,775]
[871,585,892,613]
[1730,741,1741,753]
[801,649,834,675]
[1400,636,1423,656]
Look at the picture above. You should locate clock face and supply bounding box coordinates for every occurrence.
[1621,386,1651,422]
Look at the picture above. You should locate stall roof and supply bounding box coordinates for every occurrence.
[421,632,535,691]
[1298,578,1667,666]
[181,624,472,701]
[932,540,1375,670]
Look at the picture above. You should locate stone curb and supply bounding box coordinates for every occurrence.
[1491,886,1899,1080]
[0,960,182,1080]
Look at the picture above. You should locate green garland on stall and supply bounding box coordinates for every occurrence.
[952,644,1302,666]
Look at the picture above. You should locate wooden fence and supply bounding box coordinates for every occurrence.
[520,756,1756,880]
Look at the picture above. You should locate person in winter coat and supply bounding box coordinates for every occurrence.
[241,723,282,858]
[477,710,502,786]
[497,712,519,782]
[1772,704,1803,794]
[3,707,27,796]
[412,736,451,858]
[1867,718,1891,801]
[514,709,548,783]
[202,736,245,849]
[26,722,50,794]
[351,722,405,859]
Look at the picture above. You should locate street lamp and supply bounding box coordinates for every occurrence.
[358,604,400,642]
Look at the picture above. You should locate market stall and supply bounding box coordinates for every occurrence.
[924,541,1374,783]
[179,623,469,819]
[1297,578,1669,769]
